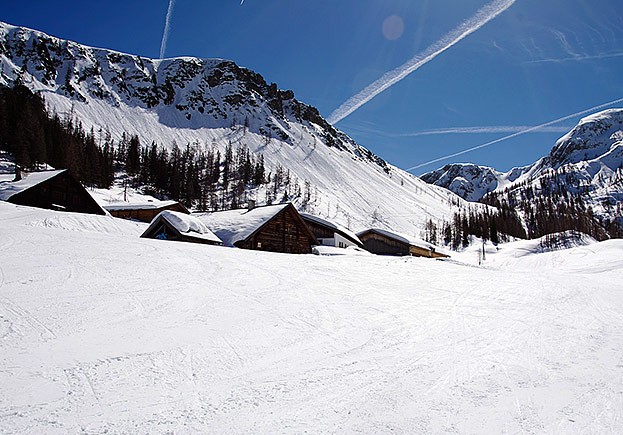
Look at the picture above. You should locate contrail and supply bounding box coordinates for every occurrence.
[159,0,176,59]
[405,97,623,172]
[327,0,516,125]
[395,125,572,137]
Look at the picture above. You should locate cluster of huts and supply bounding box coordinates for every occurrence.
[0,169,449,259]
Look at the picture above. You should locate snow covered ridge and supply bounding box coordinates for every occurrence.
[544,108,623,169]
[0,20,478,236]
[420,163,514,202]
[0,20,381,164]
[420,109,623,224]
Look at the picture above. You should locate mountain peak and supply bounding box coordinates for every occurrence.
[545,108,623,169]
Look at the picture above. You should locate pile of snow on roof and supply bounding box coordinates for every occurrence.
[196,204,289,247]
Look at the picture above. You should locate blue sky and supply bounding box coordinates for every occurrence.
[2,0,622,174]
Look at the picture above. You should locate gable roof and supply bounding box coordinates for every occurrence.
[357,228,450,257]
[357,228,429,248]
[300,212,363,247]
[195,204,290,247]
[0,170,66,201]
[142,210,222,244]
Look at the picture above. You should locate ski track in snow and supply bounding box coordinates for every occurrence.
[1,203,623,433]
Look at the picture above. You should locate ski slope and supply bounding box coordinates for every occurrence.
[1,203,623,433]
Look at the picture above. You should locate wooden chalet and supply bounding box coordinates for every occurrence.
[300,213,363,249]
[141,210,222,245]
[357,228,450,259]
[104,200,189,223]
[0,169,106,215]
[197,203,317,254]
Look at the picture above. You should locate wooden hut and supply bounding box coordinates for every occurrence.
[300,213,363,248]
[104,200,189,223]
[197,203,317,254]
[0,169,106,215]
[141,210,222,245]
[357,228,450,258]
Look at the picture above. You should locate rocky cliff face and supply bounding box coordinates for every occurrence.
[420,163,505,202]
[0,22,386,163]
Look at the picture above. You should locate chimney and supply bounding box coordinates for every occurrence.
[13,164,22,182]
[248,199,256,211]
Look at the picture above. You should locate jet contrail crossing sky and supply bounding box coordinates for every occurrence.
[327,0,516,125]
[405,96,623,172]
[159,0,176,59]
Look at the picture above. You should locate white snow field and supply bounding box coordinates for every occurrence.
[1,203,623,434]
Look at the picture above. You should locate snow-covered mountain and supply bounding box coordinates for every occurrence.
[421,109,623,222]
[0,20,475,235]
[420,163,528,202]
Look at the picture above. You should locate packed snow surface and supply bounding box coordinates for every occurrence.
[1,203,623,433]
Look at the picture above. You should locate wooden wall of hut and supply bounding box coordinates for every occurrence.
[8,171,105,215]
[358,231,410,256]
[236,206,315,254]
[304,219,335,240]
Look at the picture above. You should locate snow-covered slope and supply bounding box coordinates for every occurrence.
[0,20,474,236]
[2,203,623,433]
[421,109,623,222]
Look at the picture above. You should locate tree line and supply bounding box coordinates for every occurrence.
[0,85,114,187]
[0,85,289,210]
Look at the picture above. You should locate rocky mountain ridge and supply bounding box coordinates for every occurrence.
[422,109,623,225]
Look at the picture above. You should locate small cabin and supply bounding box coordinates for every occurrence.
[141,210,222,245]
[300,213,363,249]
[0,169,106,215]
[104,200,189,223]
[357,228,450,258]
[197,203,317,254]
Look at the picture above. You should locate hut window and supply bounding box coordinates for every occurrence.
[257,242,262,248]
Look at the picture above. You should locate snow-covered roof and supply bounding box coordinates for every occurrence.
[0,170,66,201]
[357,228,443,250]
[300,213,362,246]
[103,200,182,211]
[144,210,222,244]
[195,204,290,247]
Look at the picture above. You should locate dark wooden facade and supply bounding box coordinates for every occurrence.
[107,202,189,223]
[236,204,317,254]
[7,170,106,215]
[357,229,449,258]
[358,230,410,256]
[410,245,450,259]
[141,215,222,245]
